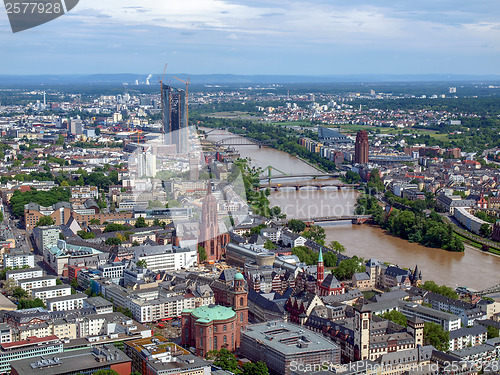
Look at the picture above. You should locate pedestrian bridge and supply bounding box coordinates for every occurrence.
[296,215,372,225]
[215,136,270,146]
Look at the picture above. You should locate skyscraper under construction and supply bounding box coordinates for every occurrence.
[161,84,188,154]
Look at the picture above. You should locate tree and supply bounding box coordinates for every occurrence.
[270,206,282,217]
[92,370,120,375]
[136,260,148,268]
[302,225,326,245]
[198,246,207,263]
[242,361,270,375]
[381,310,407,327]
[328,240,346,254]
[333,256,365,280]
[487,325,499,339]
[153,218,166,228]
[2,278,16,292]
[208,348,241,374]
[0,267,12,280]
[323,251,337,267]
[291,246,318,265]
[36,215,55,227]
[70,278,79,290]
[264,240,277,250]
[344,170,361,184]
[18,298,45,309]
[56,278,63,285]
[77,230,96,239]
[479,223,492,238]
[103,223,128,233]
[9,187,70,218]
[421,281,458,299]
[13,287,28,299]
[135,216,148,228]
[288,219,306,233]
[105,237,122,246]
[249,223,267,236]
[423,322,449,351]
[89,218,100,225]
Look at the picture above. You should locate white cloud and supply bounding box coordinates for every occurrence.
[69,0,500,52]
[76,0,274,32]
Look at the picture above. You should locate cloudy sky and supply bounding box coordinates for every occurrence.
[0,0,499,75]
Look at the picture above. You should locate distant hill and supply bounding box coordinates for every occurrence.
[1,73,500,86]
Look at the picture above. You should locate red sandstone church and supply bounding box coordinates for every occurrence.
[199,186,230,264]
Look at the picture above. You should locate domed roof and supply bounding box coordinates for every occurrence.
[191,304,236,323]
[234,272,244,280]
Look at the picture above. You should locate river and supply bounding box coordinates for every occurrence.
[205,129,500,291]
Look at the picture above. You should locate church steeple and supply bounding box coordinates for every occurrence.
[317,248,324,286]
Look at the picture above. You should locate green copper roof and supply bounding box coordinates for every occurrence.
[191,305,236,323]
[318,248,323,263]
[234,272,244,280]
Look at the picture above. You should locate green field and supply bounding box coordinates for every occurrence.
[323,123,450,141]
[206,111,261,119]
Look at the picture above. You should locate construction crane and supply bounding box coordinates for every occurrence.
[158,63,168,135]
[173,76,191,126]
[129,129,143,144]
[158,63,168,85]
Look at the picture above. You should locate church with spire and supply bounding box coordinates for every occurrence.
[295,248,345,296]
[198,182,230,264]
[317,249,345,296]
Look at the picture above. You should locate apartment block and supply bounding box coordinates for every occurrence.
[46,293,87,312]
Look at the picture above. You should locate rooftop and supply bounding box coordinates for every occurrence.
[9,345,131,375]
[6,267,42,276]
[1,335,60,350]
[242,321,340,355]
[185,304,236,324]
[46,293,87,304]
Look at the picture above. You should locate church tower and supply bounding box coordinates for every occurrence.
[407,317,424,347]
[199,183,222,263]
[232,273,248,348]
[317,248,324,287]
[354,305,371,361]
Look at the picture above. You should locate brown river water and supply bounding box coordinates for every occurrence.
[205,129,500,291]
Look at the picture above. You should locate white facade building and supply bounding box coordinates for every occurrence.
[6,267,43,284]
[31,285,72,302]
[18,276,57,291]
[46,293,87,312]
[133,244,197,272]
[128,294,196,323]
[3,253,35,269]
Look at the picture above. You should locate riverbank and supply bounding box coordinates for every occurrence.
[295,155,329,174]
[441,215,500,255]
[205,127,500,290]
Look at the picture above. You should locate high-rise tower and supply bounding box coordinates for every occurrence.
[161,84,188,154]
[354,130,369,164]
[199,184,222,263]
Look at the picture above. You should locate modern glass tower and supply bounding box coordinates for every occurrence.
[161,83,188,153]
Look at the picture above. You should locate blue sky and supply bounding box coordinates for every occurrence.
[0,0,499,75]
